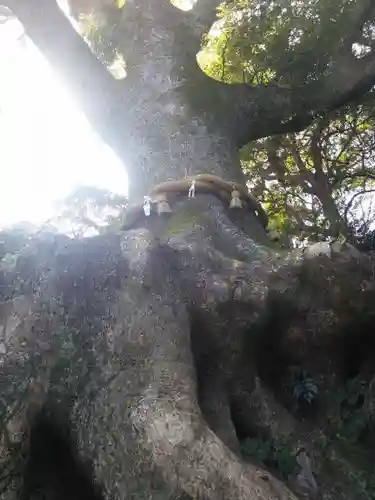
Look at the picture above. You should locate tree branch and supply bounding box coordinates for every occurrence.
[335,170,375,184]
[340,0,375,49]
[330,127,358,171]
[220,47,375,148]
[288,138,310,175]
[8,0,133,173]
[344,188,375,222]
[310,119,328,175]
[190,0,222,38]
[297,222,335,239]
[224,82,311,147]
[265,140,288,181]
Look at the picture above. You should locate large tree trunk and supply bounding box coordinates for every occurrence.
[111,0,246,198]
[1,200,375,500]
[2,1,375,499]
[9,1,375,200]
[9,0,248,201]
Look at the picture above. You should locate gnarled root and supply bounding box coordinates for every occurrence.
[68,230,296,500]
[1,200,375,500]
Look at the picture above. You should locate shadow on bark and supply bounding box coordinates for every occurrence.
[0,198,375,500]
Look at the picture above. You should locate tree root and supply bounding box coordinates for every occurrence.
[232,377,297,442]
[0,205,374,500]
[198,372,240,454]
[132,397,298,500]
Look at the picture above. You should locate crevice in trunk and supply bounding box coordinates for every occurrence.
[251,293,299,396]
[338,315,375,380]
[20,406,103,500]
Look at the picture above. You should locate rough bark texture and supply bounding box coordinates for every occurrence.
[1,198,375,500]
[2,1,375,499]
[8,0,375,200]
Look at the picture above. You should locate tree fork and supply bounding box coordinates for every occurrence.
[9,0,375,193]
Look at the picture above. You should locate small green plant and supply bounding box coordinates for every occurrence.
[241,436,296,478]
[241,437,273,463]
[333,377,369,443]
[315,434,329,454]
[286,366,318,408]
[334,377,367,409]
[272,437,296,477]
[327,449,375,499]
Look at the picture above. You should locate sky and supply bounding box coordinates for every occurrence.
[0,13,128,229]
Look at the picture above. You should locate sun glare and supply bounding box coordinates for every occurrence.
[0,19,128,230]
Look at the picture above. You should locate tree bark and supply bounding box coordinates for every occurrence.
[2,1,375,499]
[0,212,294,500]
[9,0,375,199]
[314,186,350,237]
[1,199,375,500]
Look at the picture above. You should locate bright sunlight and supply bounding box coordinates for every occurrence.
[0,14,128,229]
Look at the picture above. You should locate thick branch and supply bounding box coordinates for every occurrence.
[190,0,222,38]
[340,0,375,48]
[222,49,375,148]
[310,119,327,176]
[8,0,133,173]
[225,82,310,147]
[265,139,315,194]
[265,139,288,182]
[288,137,316,188]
